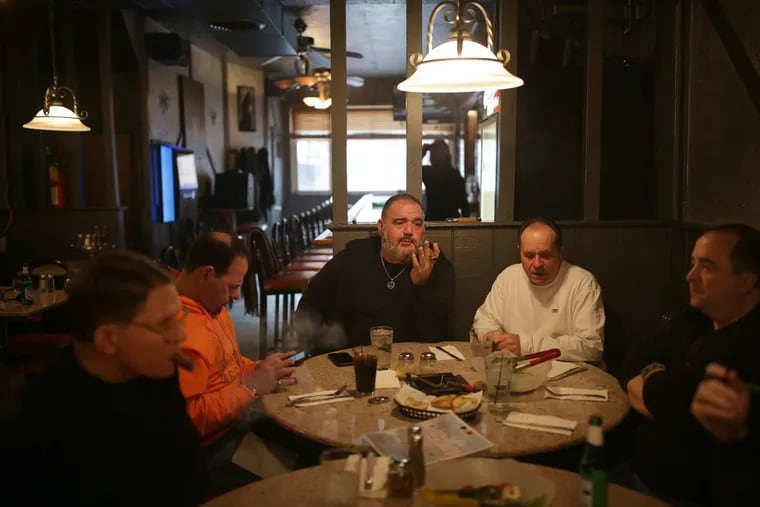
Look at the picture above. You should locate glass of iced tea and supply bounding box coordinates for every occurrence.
[353,347,377,396]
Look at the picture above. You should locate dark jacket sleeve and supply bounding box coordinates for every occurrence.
[295,250,344,332]
[709,395,760,507]
[412,254,455,342]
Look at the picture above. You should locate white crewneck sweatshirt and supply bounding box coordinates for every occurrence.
[472,261,605,362]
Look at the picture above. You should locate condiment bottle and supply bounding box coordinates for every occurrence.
[407,425,425,488]
[419,351,437,374]
[387,458,414,498]
[397,352,415,379]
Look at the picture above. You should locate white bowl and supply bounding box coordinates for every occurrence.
[510,361,551,393]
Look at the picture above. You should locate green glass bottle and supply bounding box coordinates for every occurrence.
[580,414,608,507]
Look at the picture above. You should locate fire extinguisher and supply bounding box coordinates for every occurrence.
[47,147,65,208]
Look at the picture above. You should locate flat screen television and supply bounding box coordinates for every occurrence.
[175,152,198,190]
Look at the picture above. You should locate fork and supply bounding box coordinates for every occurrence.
[286,384,349,406]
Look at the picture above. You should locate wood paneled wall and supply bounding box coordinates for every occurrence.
[332,222,700,375]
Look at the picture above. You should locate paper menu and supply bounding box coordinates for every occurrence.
[362,413,493,465]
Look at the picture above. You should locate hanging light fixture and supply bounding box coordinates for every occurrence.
[303,80,332,110]
[23,2,90,132]
[397,0,523,93]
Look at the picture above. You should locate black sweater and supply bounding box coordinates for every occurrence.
[296,236,456,351]
[622,306,760,506]
[0,349,203,506]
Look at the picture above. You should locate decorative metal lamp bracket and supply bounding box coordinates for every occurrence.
[408,0,512,69]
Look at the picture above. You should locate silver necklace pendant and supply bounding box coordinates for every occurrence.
[386,280,395,290]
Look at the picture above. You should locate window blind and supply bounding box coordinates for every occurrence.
[292,107,454,137]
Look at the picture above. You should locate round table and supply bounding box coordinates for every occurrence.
[203,458,667,507]
[262,342,630,457]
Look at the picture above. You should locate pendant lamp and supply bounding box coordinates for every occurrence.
[23,2,90,132]
[397,0,523,93]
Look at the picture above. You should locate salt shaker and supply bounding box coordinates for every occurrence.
[397,352,415,379]
[419,351,437,374]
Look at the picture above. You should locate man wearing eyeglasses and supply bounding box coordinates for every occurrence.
[0,250,203,506]
[175,233,296,492]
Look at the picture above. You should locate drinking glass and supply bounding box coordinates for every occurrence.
[484,351,514,422]
[353,347,377,396]
[319,448,362,506]
[369,326,393,370]
[470,328,494,381]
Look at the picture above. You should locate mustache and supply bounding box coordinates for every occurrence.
[395,236,417,247]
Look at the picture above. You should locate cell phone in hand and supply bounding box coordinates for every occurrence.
[289,351,309,366]
[327,352,353,367]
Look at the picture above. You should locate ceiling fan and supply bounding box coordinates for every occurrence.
[273,67,364,91]
[263,16,364,75]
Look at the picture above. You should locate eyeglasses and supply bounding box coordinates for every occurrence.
[130,308,189,336]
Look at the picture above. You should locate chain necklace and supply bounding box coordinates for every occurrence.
[380,251,407,290]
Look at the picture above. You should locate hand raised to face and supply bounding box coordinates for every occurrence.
[410,240,440,285]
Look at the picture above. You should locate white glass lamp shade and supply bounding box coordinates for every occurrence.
[397,40,524,93]
[303,96,332,110]
[23,104,91,132]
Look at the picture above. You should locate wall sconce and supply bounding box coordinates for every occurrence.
[23,3,90,132]
[397,0,524,93]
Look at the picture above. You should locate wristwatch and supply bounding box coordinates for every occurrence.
[640,361,665,379]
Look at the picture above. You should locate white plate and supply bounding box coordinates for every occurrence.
[425,457,556,505]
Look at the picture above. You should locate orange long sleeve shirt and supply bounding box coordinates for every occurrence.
[178,296,257,445]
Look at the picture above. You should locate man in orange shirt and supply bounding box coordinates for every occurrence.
[176,233,296,490]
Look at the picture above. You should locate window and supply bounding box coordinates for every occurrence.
[291,108,453,193]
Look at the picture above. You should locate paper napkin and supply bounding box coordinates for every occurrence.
[345,454,392,498]
[375,369,401,389]
[547,361,587,380]
[287,389,353,407]
[544,385,608,402]
[503,412,578,436]
[428,345,466,361]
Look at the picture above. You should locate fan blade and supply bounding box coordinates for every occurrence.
[312,46,364,59]
[274,79,295,90]
[346,76,365,88]
[260,56,283,67]
[293,75,319,87]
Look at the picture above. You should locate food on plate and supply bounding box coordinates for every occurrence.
[421,483,536,506]
[452,396,479,413]
[404,397,430,409]
[431,394,457,409]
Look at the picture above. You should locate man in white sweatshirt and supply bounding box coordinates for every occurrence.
[472,218,605,362]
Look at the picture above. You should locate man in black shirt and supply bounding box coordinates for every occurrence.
[623,224,760,506]
[0,251,203,506]
[296,192,455,350]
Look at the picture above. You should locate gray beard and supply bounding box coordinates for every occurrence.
[382,235,414,263]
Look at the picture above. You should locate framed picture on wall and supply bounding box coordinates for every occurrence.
[237,85,256,132]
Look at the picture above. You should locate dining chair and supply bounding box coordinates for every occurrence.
[245,228,316,357]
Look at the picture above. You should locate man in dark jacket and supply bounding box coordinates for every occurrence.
[296,192,455,351]
[422,139,469,221]
[0,250,204,506]
[623,224,760,506]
